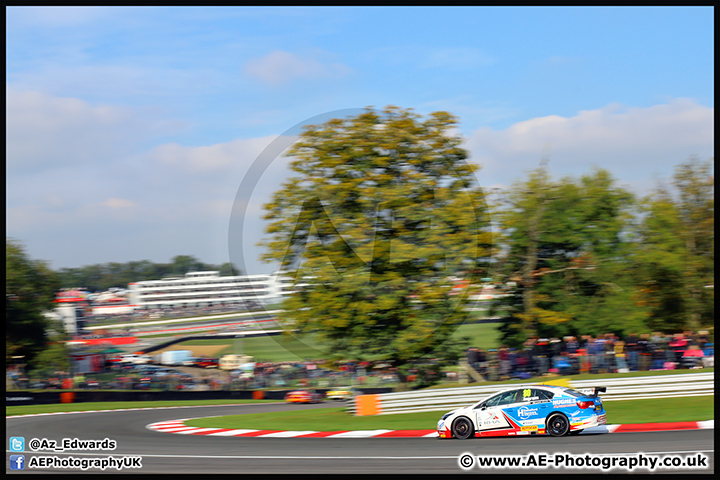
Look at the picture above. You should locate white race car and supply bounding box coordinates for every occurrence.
[437,385,607,439]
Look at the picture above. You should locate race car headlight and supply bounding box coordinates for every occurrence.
[441,412,453,421]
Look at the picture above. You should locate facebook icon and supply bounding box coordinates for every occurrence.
[10,454,25,470]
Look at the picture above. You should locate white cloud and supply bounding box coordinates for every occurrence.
[102,198,137,209]
[9,63,222,107]
[244,50,351,86]
[5,87,169,174]
[465,98,714,191]
[8,6,109,27]
[146,135,278,175]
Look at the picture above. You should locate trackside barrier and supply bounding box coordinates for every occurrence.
[60,392,75,404]
[350,372,714,415]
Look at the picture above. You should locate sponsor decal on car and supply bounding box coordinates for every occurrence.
[517,407,539,419]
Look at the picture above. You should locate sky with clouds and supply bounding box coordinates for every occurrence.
[6,6,714,276]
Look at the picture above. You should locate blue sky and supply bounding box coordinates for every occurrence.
[6,6,714,276]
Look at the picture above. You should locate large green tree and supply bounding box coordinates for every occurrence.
[632,158,714,331]
[260,106,492,367]
[492,167,643,344]
[27,318,70,377]
[6,238,60,365]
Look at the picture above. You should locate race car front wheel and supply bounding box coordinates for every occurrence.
[452,417,474,440]
[546,413,570,437]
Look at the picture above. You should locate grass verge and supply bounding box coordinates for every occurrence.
[6,399,277,417]
[183,395,713,431]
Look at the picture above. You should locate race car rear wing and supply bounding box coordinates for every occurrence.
[577,386,606,397]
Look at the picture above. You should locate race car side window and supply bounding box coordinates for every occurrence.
[518,388,554,402]
[532,389,554,401]
[485,390,520,407]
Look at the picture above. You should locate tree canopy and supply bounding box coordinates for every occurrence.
[492,166,646,344]
[260,106,492,366]
[632,158,714,331]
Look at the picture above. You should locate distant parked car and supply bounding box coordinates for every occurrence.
[194,357,219,368]
[182,357,200,367]
[121,354,151,365]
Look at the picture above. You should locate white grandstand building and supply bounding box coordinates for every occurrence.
[127,271,294,309]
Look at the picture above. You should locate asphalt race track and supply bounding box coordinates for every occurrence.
[7,402,714,474]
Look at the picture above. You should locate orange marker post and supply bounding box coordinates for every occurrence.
[355,394,381,416]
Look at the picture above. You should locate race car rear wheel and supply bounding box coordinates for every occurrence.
[452,416,474,440]
[546,413,570,437]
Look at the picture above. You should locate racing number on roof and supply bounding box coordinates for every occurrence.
[520,388,553,402]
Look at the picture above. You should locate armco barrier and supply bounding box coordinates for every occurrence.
[351,372,714,415]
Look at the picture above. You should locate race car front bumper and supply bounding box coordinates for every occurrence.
[437,420,452,438]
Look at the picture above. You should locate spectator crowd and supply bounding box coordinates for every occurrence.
[9,330,714,391]
[466,330,713,382]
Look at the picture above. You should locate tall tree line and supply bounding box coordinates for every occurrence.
[55,255,241,292]
[6,245,242,366]
[492,157,713,346]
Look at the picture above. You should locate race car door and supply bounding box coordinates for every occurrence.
[475,389,522,432]
[503,388,554,430]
